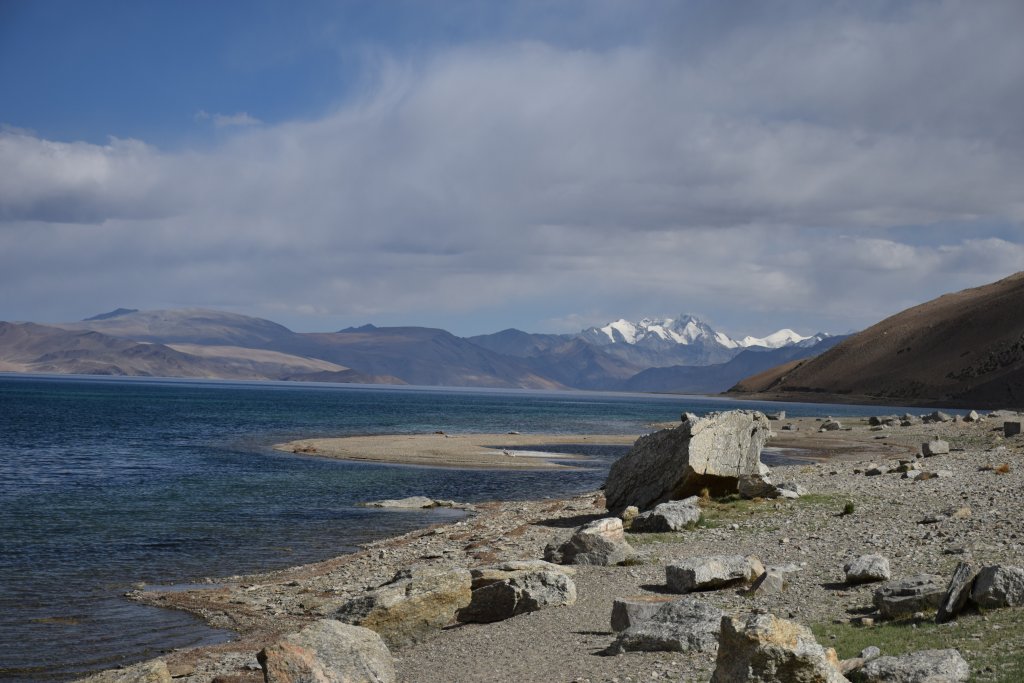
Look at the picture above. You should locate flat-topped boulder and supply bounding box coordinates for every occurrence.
[457,564,576,624]
[604,410,771,512]
[607,598,725,654]
[666,555,764,593]
[873,574,946,618]
[856,648,969,682]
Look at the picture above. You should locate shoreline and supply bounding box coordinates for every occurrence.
[112,411,1024,681]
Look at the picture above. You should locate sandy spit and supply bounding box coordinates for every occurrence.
[274,432,642,470]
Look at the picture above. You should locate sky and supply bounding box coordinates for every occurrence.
[2,0,1023,338]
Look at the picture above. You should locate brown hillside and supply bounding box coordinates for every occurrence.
[730,272,1024,409]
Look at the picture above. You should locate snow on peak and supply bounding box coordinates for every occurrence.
[736,329,812,349]
[586,315,817,351]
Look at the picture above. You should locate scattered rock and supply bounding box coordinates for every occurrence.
[607,598,725,654]
[738,473,778,499]
[844,555,891,584]
[865,464,890,477]
[936,561,976,624]
[964,410,980,422]
[333,566,472,649]
[748,569,786,595]
[610,595,675,632]
[766,411,786,421]
[457,566,576,623]
[666,555,764,593]
[820,420,843,432]
[630,498,702,532]
[857,648,970,683]
[544,517,636,566]
[78,661,172,683]
[362,496,440,509]
[710,612,849,683]
[971,565,1024,608]
[257,620,395,683]
[774,481,807,498]
[604,410,771,511]
[873,574,946,618]
[921,440,950,457]
[619,505,639,527]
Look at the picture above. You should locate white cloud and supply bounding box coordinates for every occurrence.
[1,1,1022,335]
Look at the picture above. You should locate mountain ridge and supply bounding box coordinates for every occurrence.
[1,308,838,392]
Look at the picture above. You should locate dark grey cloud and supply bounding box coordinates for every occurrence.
[1,0,1022,336]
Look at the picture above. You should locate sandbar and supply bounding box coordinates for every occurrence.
[274,432,642,469]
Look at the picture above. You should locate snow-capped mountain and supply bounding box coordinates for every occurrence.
[581,314,827,351]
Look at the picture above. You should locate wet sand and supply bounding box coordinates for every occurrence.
[274,432,642,470]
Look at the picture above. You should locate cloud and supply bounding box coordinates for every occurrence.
[212,112,262,128]
[1,0,1022,335]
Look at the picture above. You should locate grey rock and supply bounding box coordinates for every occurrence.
[766,411,786,421]
[860,646,881,661]
[77,661,171,683]
[333,566,471,649]
[630,499,702,532]
[921,440,950,456]
[258,620,395,683]
[748,569,786,594]
[544,517,636,566]
[775,481,807,498]
[873,574,946,618]
[857,648,969,682]
[610,595,674,632]
[820,420,843,431]
[924,411,953,423]
[604,410,771,512]
[362,496,439,509]
[844,555,891,584]
[936,561,976,624]
[608,598,725,654]
[711,612,849,683]
[666,555,764,593]
[971,565,1024,608]
[865,465,890,476]
[738,473,778,499]
[964,410,980,422]
[457,569,576,623]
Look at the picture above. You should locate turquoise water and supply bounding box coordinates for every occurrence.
[0,376,928,680]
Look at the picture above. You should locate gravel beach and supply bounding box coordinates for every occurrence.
[124,413,1024,682]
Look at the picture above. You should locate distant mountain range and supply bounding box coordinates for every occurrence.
[0,308,840,393]
[730,272,1024,409]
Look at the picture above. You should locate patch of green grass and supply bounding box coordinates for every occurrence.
[812,609,1024,682]
[625,531,687,546]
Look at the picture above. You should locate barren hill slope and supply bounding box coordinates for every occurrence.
[730,272,1024,408]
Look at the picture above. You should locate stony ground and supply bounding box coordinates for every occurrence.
[129,413,1024,683]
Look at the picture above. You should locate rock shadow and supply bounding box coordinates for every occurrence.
[533,512,608,529]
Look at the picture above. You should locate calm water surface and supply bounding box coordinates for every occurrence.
[0,376,927,680]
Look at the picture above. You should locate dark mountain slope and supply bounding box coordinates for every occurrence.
[730,272,1024,408]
